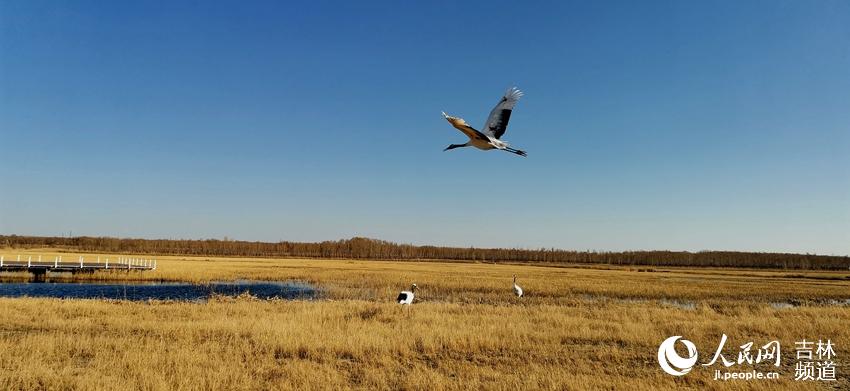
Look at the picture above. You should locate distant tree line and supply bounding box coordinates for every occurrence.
[1,235,848,270]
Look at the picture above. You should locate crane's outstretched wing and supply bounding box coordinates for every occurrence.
[442,112,490,141]
[483,87,523,139]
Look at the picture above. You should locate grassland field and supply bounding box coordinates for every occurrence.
[0,248,848,390]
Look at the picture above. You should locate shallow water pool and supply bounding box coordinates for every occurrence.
[0,280,318,301]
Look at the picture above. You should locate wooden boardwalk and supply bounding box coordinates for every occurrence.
[0,255,156,274]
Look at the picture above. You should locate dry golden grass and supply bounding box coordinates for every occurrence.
[0,249,848,390]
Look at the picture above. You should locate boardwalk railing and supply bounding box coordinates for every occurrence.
[0,255,156,273]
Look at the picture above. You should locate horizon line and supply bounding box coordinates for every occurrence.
[1,233,847,258]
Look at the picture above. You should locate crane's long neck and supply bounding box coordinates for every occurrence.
[444,143,469,151]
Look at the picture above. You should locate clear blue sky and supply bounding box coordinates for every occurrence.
[1,1,848,255]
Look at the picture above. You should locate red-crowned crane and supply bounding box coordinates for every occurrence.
[442,87,527,157]
[513,275,524,298]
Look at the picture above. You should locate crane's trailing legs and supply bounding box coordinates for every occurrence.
[504,147,527,157]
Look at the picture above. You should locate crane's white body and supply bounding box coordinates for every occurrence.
[465,135,508,151]
[397,291,415,305]
[513,275,524,298]
[468,136,497,150]
[397,284,417,305]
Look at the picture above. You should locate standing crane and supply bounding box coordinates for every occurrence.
[513,275,524,298]
[442,87,527,157]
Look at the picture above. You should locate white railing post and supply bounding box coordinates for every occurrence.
[54,256,58,268]
[80,256,84,269]
[0,255,3,267]
[153,259,157,270]
[28,256,31,268]
[105,258,109,269]
[128,259,131,270]
[97,256,100,264]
